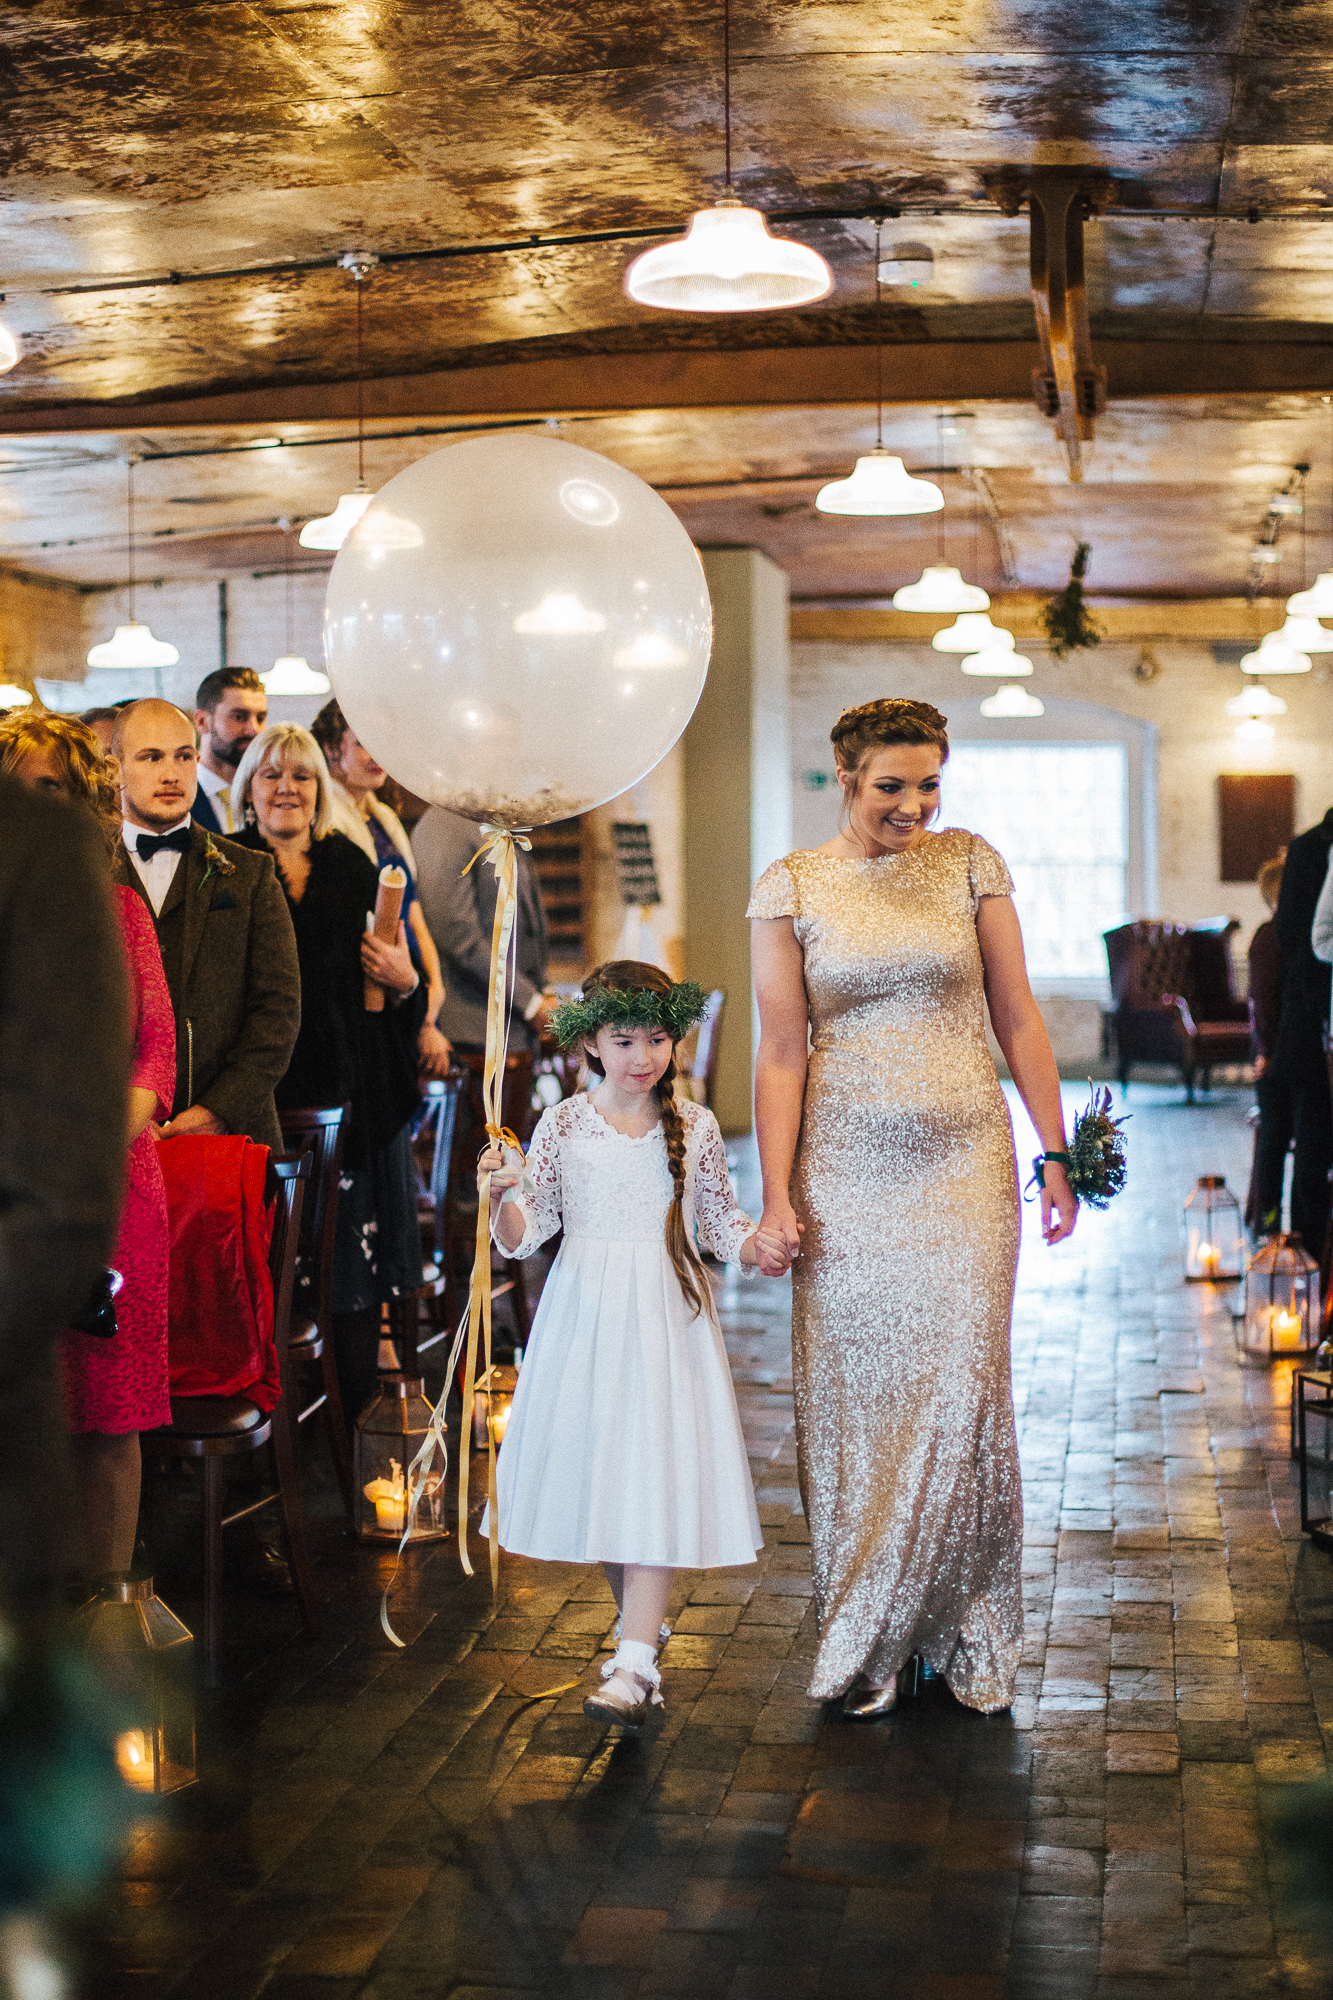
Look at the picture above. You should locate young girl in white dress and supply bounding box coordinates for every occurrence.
[478,960,788,1726]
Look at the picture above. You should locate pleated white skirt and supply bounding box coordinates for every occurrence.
[491,1234,763,1569]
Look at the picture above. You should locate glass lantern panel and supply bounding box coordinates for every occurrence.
[1242,1238,1321,1356]
[355,1375,448,1541]
[1182,1178,1244,1281]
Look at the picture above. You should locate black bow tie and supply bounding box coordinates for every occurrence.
[135,828,193,861]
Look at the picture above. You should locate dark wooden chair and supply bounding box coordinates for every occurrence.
[450,1050,539,1344]
[279,1106,354,1517]
[1104,920,1251,1099]
[680,988,725,1109]
[144,1153,318,1684]
[385,1070,469,1375]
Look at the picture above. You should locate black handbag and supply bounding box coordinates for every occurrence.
[69,1269,123,1340]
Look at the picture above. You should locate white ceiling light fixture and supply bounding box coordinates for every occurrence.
[962,645,1034,677]
[1240,632,1312,675]
[980,683,1044,718]
[877,242,934,288]
[623,0,831,313]
[0,681,32,706]
[1286,571,1333,617]
[264,520,331,696]
[816,221,941,517]
[1276,614,1333,652]
[892,565,990,613]
[1225,684,1287,718]
[932,612,1013,654]
[87,456,180,670]
[300,251,380,552]
[0,314,18,374]
[1234,717,1275,743]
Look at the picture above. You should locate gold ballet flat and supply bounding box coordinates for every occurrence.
[841,1677,898,1720]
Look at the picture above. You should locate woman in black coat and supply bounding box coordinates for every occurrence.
[231,723,427,1429]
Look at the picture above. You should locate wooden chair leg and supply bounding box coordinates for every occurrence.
[316,1338,355,1516]
[201,1456,225,1687]
[269,1392,320,1640]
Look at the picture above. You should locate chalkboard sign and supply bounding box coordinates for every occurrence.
[611,821,662,907]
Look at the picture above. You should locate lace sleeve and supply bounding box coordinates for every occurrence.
[689,1106,755,1265]
[491,1105,563,1260]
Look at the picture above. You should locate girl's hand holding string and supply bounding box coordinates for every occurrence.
[477,1144,521,1209]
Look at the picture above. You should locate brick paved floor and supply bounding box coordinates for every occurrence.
[89,1086,1333,1999]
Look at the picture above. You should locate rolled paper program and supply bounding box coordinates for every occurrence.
[364,863,407,1012]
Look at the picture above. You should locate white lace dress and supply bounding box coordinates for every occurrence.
[490,1092,764,1569]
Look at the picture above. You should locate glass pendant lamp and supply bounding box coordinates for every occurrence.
[1286,572,1333,617]
[1240,632,1312,675]
[87,458,180,670]
[892,565,990,613]
[932,613,1013,654]
[815,222,939,517]
[623,1,831,312]
[265,523,331,694]
[300,254,380,552]
[980,684,1043,718]
[961,644,1034,677]
[1225,684,1287,719]
[1275,614,1333,652]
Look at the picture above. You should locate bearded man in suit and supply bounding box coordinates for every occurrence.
[111,699,300,1153]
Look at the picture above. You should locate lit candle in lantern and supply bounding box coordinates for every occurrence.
[1197,1241,1220,1275]
[115,1728,152,1790]
[1270,1306,1303,1348]
[375,1494,407,1532]
[490,1399,512,1444]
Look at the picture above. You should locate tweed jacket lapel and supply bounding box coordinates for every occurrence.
[178,823,216,992]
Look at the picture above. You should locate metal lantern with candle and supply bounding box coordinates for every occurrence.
[355,1373,448,1541]
[1182,1175,1244,1282]
[472,1360,520,1449]
[1242,1234,1322,1359]
[72,1576,196,1796]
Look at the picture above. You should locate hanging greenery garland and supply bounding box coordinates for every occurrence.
[1042,542,1103,659]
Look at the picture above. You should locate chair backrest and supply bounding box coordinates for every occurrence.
[688,989,725,1108]
[267,1153,311,1398]
[1103,922,1193,1009]
[461,1049,538,1147]
[1186,922,1242,1016]
[278,1106,348,1332]
[415,1071,469,1261]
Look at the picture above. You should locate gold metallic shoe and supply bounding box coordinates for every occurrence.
[841,1676,899,1720]
[583,1666,659,1728]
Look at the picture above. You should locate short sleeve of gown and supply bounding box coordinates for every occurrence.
[747,857,798,920]
[968,834,1014,910]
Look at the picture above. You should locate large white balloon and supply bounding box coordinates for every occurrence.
[323,433,713,827]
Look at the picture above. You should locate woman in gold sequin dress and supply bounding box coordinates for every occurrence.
[748,700,1076,1717]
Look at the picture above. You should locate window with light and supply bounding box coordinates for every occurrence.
[944,742,1129,981]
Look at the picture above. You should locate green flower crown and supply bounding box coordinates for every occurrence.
[552,979,707,1049]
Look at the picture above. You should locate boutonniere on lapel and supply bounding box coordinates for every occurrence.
[199,834,237,890]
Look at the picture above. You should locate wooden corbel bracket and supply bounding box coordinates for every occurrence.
[983,168,1118,481]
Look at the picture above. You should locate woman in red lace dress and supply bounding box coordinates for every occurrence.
[0,714,175,1582]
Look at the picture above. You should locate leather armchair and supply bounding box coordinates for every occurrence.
[1104,919,1252,1100]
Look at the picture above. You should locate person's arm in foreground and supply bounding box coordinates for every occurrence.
[751,915,809,1275]
[976,895,1077,1245]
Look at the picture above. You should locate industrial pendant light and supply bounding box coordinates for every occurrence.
[980,683,1044,718]
[87,457,180,670]
[0,315,19,374]
[893,565,989,613]
[817,223,941,516]
[1240,631,1312,675]
[301,253,378,551]
[623,1,832,312]
[264,522,330,695]
[893,412,987,606]
[1286,572,1333,617]
[1275,614,1333,652]
[932,612,1013,654]
[961,644,1033,677]
[1225,684,1287,718]
[0,682,32,707]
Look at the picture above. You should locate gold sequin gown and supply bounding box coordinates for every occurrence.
[748,830,1022,1712]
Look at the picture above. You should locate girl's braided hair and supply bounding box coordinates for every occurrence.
[575,959,713,1322]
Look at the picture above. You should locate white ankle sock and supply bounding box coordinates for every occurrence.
[613,1639,659,1682]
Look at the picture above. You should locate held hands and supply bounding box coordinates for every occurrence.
[361,918,418,996]
[1039,1158,1078,1245]
[751,1201,804,1278]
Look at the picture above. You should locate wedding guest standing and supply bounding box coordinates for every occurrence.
[310,697,451,1079]
[0,714,174,1585]
[190,667,267,836]
[1271,802,1333,1254]
[414,804,553,1053]
[1248,854,1289,1236]
[230,724,426,1430]
[111,699,300,1151]
[749,699,1076,1718]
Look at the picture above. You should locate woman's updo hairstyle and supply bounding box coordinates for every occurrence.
[830,698,950,786]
